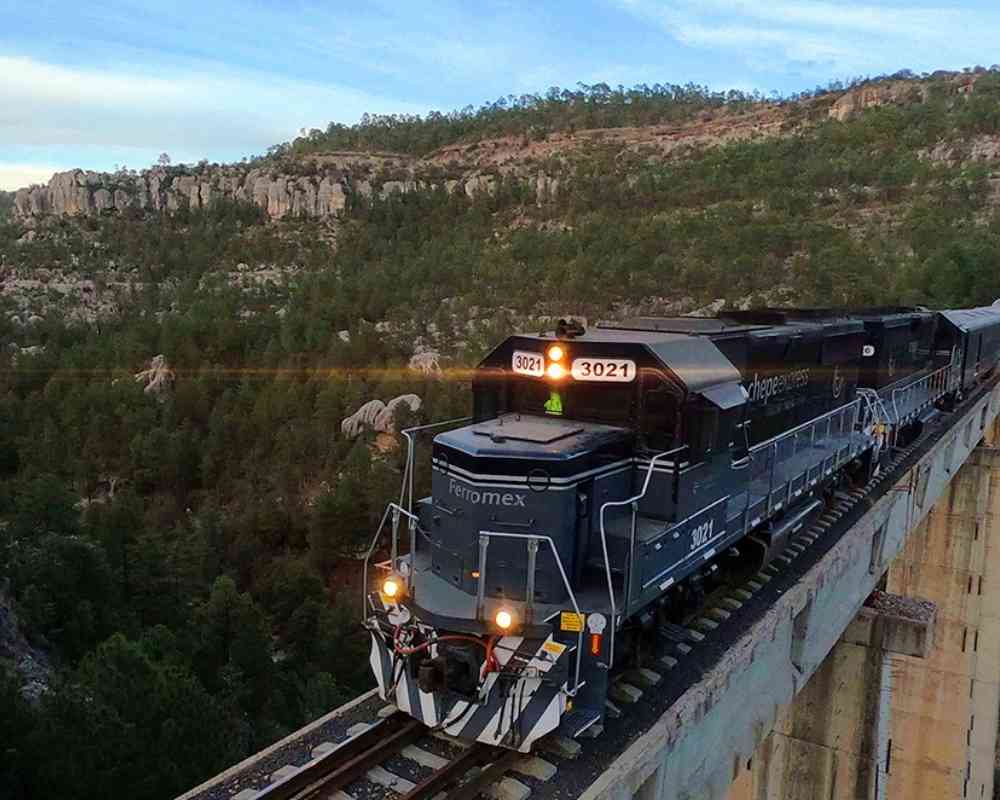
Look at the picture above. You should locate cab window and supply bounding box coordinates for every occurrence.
[640,372,681,451]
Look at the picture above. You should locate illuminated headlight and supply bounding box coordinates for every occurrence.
[495,609,514,630]
[547,345,564,362]
[382,577,402,600]
[546,362,566,380]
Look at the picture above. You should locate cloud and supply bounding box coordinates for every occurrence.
[0,164,60,192]
[0,54,430,170]
[614,0,999,76]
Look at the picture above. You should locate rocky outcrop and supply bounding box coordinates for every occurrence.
[14,166,353,222]
[13,163,554,223]
[827,75,980,121]
[341,394,422,438]
[135,354,175,396]
[0,582,52,702]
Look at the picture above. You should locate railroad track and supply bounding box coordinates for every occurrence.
[244,709,552,800]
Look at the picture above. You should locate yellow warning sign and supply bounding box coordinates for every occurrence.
[542,640,567,657]
[560,611,585,632]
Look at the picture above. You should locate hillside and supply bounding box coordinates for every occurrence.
[3,68,1000,800]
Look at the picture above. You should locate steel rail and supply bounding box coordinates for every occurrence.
[254,711,423,800]
[399,743,508,800]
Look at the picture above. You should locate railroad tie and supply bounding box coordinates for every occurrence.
[511,756,558,781]
[538,735,582,759]
[484,777,531,800]
[402,745,450,770]
[346,722,374,738]
[609,682,644,704]
[694,616,720,631]
[367,765,416,793]
[431,731,472,749]
[623,667,662,688]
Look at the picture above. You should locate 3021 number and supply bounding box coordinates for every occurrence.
[570,358,636,382]
[511,350,544,377]
[690,519,717,551]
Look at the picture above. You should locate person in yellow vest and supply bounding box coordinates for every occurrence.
[544,390,563,415]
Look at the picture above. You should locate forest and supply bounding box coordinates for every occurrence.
[4,72,1000,800]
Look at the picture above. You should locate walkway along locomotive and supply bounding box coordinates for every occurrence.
[363,305,1000,752]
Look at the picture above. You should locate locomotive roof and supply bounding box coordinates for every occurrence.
[599,313,864,337]
[939,306,1000,333]
[721,307,932,327]
[493,327,742,392]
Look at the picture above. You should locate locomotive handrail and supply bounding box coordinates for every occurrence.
[399,416,473,516]
[743,399,864,536]
[889,362,955,429]
[361,501,420,621]
[598,446,685,671]
[748,398,862,455]
[476,529,586,695]
[397,416,473,590]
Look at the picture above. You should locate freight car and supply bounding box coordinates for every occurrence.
[363,304,1000,752]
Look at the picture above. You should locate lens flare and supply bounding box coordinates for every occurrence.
[546,362,566,380]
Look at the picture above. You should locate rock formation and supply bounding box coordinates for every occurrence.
[341,394,422,438]
[0,582,52,702]
[13,166,351,222]
[135,354,175,396]
[12,162,552,223]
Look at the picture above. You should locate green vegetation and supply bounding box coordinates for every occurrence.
[277,82,764,158]
[3,71,1000,799]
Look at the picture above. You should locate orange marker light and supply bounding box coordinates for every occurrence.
[590,633,602,656]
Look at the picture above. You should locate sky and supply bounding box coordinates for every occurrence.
[2,0,999,191]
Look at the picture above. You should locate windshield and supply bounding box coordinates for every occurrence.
[511,378,636,426]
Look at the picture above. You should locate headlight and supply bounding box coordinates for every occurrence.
[382,578,401,599]
[547,344,564,362]
[495,609,514,630]
[546,362,566,380]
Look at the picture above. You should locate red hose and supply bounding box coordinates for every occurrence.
[392,632,491,656]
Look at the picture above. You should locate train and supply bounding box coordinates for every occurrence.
[363,304,1000,752]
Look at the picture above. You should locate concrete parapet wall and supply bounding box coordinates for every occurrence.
[582,385,1000,800]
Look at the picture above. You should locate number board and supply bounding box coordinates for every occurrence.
[571,358,636,382]
[511,350,545,377]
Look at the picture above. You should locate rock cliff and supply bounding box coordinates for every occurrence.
[13,162,558,222]
[14,166,352,221]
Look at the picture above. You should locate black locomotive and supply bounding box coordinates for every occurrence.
[364,304,1000,751]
